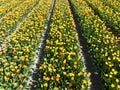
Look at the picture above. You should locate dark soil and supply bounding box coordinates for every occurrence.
[27,0,56,89]
[68,0,104,90]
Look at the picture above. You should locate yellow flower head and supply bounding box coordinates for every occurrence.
[62,67,65,70]
[57,74,60,78]
[0,52,2,56]
[0,88,5,90]
[78,71,83,76]
[4,76,10,81]
[63,72,67,75]
[53,69,56,72]
[23,65,28,69]
[111,84,115,88]
[83,80,87,84]
[0,68,3,72]
[74,61,78,65]
[88,81,92,86]
[81,84,85,89]
[13,82,18,87]
[71,77,74,80]
[87,72,91,77]
[48,67,52,72]
[43,76,50,81]
[14,56,18,59]
[118,85,120,89]
[54,87,59,90]
[69,73,74,77]
[6,72,10,76]
[116,79,119,83]
[20,56,25,61]
[74,65,77,69]
[19,84,23,88]
[48,64,52,67]
[43,83,48,87]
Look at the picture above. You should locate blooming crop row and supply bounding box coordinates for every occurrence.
[0,0,11,6]
[100,0,120,12]
[0,0,39,44]
[71,0,120,89]
[85,0,120,36]
[0,0,24,17]
[0,0,52,89]
[35,0,91,89]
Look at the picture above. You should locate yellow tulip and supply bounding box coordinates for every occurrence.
[43,83,48,87]
[4,76,10,81]
[87,72,91,77]
[88,81,92,85]
[0,68,3,72]
[19,84,23,88]
[111,84,115,88]
[81,84,85,89]
[54,87,59,90]
[83,80,87,84]
[48,67,52,72]
[116,79,119,83]
[0,52,2,56]
[13,82,18,87]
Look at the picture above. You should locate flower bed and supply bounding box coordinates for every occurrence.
[0,0,23,17]
[0,0,39,44]
[0,0,11,7]
[35,0,91,89]
[0,0,52,89]
[85,0,120,36]
[100,0,120,12]
[71,0,120,89]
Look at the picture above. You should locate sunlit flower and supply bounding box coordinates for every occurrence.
[83,80,87,84]
[87,72,91,77]
[111,84,115,88]
[4,76,10,81]
[48,67,52,72]
[19,84,23,88]
[88,81,92,85]
[0,52,2,56]
[13,82,18,87]
[54,87,59,90]
[43,83,48,87]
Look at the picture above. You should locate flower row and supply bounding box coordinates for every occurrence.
[0,0,39,44]
[100,0,120,12]
[35,0,91,89]
[0,0,10,7]
[0,0,23,17]
[85,0,120,36]
[0,0,52,89]
[71,0,120,89]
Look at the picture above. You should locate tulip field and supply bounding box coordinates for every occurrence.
[0,0,120,90]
